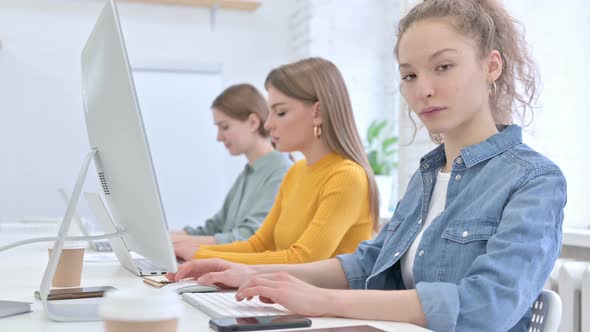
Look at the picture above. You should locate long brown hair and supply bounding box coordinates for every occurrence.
[265,57,380,229]
[394,0,540,140]
[211,83,270,137]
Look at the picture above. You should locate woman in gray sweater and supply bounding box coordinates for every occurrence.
[172,84,292,260]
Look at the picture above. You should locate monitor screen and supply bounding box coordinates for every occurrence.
[80,0,177,272]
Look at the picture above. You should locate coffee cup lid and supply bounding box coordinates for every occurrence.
[99,287,182,321]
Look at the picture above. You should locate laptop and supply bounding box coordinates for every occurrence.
[84,192,167,276]
[0,301,31,319]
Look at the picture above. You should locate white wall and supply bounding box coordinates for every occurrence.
[1,0,439,227]
[0,0,297,229]
[296,0,399,132]
[503,0,590,227]
[132,70,224,230]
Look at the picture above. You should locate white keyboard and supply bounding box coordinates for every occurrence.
[182,292,290,318]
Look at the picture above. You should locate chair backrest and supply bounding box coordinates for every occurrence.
[529,289,562,332]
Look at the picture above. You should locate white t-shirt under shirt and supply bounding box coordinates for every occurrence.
[401,171,451,289]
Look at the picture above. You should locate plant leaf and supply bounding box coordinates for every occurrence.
[365,119,400,174]
[373,120,387,137]
[367,121,378,144]
[382,137,398,151]
[367,150,378,173]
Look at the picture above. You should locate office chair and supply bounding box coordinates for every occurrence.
[529,289,562,332]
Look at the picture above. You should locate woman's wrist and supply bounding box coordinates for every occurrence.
[250,264,268,277]
[318,288,343,317]
[196,236,217,245]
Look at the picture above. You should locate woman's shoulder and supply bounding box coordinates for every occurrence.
[502,143,563,177]
[291,154,367,180]
[279,158,306,183]
[290,158,308,171]
[252,151,293,179]
[263,151,293,168]
[323,157,369,188]
[336,157,367,175]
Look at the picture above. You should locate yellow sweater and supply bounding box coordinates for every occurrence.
[193,152,372,264]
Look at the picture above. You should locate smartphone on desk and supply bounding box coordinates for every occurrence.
[209,314,311,332]
[34,286,116,301]
[143,275,172,288]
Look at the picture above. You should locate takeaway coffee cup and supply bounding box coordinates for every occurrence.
[100,287,182,332]
[48,241,87,287]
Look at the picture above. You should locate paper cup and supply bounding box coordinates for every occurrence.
[100,287,182,332]
[48,241,87,287]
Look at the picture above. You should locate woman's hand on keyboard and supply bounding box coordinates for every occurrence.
[234,271,330,317]
[166,258,255,289]
[170,234,202,261]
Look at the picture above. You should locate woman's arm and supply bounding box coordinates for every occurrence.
[234,273,426,326]
[184,209,224,236]
[191,186,285,257]
[190,206,391,289]
[168,257,348,290]
[414,169,567,331]
[326,289,426,326]
[252,258,349,289]
[171,234,217,261]
[195,168,371,264]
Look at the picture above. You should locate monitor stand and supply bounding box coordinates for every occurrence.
[84,192,143,276]
[39,149,124,322]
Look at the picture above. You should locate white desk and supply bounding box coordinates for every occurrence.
[0,232,430,332]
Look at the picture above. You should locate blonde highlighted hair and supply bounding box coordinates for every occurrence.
[265,57,380,229]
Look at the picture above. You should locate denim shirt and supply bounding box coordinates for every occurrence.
[337,125,566,331]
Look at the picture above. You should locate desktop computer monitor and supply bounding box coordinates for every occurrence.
[80,0,177,272]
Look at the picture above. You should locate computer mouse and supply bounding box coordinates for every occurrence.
[161,280,220,294]
[175,285,220,294]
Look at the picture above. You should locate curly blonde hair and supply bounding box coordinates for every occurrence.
[395,0,540,132]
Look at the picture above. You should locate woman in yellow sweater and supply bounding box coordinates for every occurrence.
[173,57,379,265]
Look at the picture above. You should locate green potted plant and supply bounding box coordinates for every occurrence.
[365,120,399,216]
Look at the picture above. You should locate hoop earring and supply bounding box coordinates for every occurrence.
[432,134,443,145]
[313,125,322,138]
[489,81,497,96]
